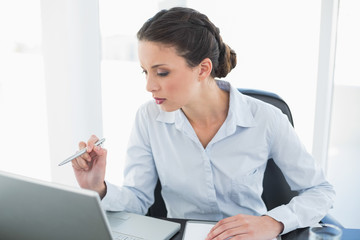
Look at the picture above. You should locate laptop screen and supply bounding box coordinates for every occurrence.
[0,171,179,240]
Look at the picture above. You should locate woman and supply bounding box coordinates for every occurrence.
[72,7,335,240]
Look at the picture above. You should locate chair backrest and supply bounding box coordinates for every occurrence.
[147,89,298,217]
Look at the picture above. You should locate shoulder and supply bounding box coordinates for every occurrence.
[242,93,284,119]
[232,88,286,125]
[237,92,295,148]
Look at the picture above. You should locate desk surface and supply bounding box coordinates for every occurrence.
[167,219,360,240]
[166,218,309,240]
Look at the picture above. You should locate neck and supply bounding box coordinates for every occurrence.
[182,80,229,127]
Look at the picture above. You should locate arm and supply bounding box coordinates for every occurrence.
[266,109,335,234]
[101,105,158,214]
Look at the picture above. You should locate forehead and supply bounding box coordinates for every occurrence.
[138,41,186,67]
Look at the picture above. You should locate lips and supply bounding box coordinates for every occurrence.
[154,97,166,104]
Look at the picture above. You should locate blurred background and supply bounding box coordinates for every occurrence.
[0,0,358,228]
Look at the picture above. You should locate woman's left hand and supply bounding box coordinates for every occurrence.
[205,214,284,240]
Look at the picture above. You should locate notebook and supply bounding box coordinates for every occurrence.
[0,170,180,240]
[182,221,280,240]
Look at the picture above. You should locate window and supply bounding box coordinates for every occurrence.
[327,0,360,228]
[99,0,322,184]
[99,0,166,183]
[0,0,50,180]
[187,0,321,152]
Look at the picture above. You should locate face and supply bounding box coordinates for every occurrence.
[138,41,201,112]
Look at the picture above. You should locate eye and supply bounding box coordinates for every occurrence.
[142,70,148,75]
[157,71,169,77]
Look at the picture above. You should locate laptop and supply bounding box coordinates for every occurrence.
[0,170,180,240]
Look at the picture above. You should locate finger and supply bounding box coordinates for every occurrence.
[77,141,92,163]
[77,141,90,161]
[78,141,87,150]
[82,152,92,162]
[229,233,250,240]
[209,215,238,233]
[215,228,247,240]
[206,221,241,240]
[76,157,89,170]
[93,144,107,157]
[71,160,82,170]
[92,146,107,169]
[208,225,249,240]
[71,157,87,171]
[207,216,247,240]
[87,135,99,152]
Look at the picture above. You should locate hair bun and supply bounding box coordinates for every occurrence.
[215,44,237,78]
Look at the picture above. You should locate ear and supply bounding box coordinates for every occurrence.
[198,58,213,81]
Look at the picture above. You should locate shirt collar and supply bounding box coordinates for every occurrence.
[156,107,185,130]
[155,80,256,129]
[226,81,256,128]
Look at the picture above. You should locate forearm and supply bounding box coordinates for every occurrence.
[266,181,335,234]
[100,181,154,214]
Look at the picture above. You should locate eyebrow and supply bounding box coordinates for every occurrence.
[151,64,167,69]
[140,64,168,70]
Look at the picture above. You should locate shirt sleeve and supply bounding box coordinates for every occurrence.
[266,108,335,234]
[101,105,158,215]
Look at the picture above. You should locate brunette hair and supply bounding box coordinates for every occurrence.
[137,7,237,78]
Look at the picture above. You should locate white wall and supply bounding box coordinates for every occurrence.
[41,0,103,185]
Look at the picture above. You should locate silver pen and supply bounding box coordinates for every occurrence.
[58,138,105,166]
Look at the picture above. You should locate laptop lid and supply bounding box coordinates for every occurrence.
[0,170,180,240]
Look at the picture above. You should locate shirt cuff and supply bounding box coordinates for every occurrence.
[266,205,298,235]
[100,181,122,211]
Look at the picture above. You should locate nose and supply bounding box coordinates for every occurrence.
[145,75,160,93]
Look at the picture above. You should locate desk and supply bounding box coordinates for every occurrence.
[166,218,309,240]
[166,219,360,240]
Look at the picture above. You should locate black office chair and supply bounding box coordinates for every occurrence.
[147,88,341,227]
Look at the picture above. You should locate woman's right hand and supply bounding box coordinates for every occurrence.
[71,135,107,198]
